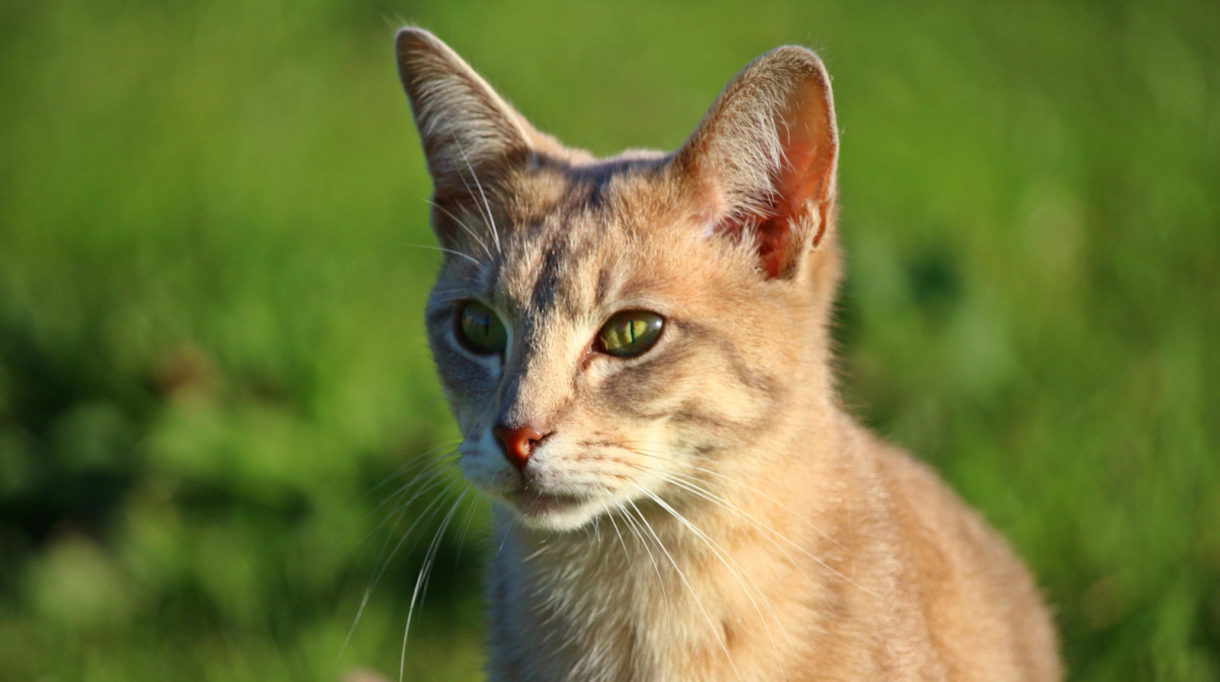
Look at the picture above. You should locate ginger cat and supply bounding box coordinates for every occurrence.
[393,28,1060,681]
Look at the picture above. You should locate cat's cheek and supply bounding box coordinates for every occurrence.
[431,350,501,423]
[578,356,617,389]
[629,427,692,491]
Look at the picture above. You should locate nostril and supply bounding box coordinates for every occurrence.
[492,424,550,470]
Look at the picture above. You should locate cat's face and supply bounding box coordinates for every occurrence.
[398,29,839,531]
[425,163,810,530]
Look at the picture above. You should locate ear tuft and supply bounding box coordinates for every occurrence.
[673,46,838,279]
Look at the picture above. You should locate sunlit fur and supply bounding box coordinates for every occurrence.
[396,27,1060,681]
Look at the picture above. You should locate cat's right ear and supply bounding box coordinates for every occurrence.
[672,46,838,280]
[395,28,537,210]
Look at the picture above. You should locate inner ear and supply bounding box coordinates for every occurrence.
[675,46,838,279]
[728,81,835,276]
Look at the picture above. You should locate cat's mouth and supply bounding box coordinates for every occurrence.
[508,488,585,514]
[503,487,594,528]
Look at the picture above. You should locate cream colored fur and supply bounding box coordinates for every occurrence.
[394,28,1061,681]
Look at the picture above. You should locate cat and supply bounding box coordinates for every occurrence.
[393,27,1061,681]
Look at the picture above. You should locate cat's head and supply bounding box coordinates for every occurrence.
[396,29,840,531]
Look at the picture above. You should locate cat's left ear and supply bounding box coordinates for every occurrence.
[672,46,838,280]
[395,28,544,207]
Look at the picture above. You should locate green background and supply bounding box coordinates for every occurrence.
[2,0,1217,679]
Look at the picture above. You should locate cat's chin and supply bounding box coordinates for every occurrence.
[501,490,602,532]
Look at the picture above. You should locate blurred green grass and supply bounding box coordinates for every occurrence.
[1,0,1217,679]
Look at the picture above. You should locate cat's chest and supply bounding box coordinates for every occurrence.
[488,538,658,678]
[487,522,813,682]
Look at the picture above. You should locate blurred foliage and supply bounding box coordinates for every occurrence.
[1,0,1218,679]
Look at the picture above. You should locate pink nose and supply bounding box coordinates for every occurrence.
[492,424,547,470]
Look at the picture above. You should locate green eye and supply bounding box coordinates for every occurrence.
[457,301,507,355]
[597,310,664,358]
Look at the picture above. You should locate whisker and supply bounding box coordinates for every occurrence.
[340,475,461,658]
[614,501,671,612]
[663,474,876,600]
[405,243,485,269]
[624,498,742,678]
[339,454,458,558]
[401,487,470,682]
[450,493,486,570]
[520,543,550,563]
[632,484,790,658]
[425,198,494,262]
[621,443,844,548]
[453,137,502,255]
[604,507,632,566]
[351,441,458,513]
[620,451,879,601]
[358,451,434,501]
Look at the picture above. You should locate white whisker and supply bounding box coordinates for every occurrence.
[449,494,485,570]
[341,475,461,658]
[426,198,494,261]
[623,443,843,548]
[401,488,470,682]
[632,484,790,659]
[620,450,880,602]
[341,455,458,558]
[521,543,550,563]
[624,498,742,679]
[406,242,485,269]
[603,507,633,566]
[453,137,502,254]
[615,501,670,612]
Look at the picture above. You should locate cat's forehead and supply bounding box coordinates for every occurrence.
[488,157,680,316]
[494,199,629,319]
